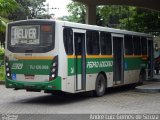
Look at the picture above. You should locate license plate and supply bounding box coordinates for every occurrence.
[25,75,35,80]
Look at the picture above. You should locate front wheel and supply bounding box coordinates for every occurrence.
[94,74,106,97]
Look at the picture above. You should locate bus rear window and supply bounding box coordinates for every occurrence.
[7,21,55,53]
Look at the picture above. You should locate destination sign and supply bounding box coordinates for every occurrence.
[11,25,40,45]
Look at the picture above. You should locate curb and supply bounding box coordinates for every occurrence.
[135,88,160,93]
[144,79,160,82]
[152,79,160,82]
[0,81,5,85]
[135,82,160,93]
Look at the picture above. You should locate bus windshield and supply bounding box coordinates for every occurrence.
[7,21,55,53]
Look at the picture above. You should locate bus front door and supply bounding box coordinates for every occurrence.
[74,33,86,91]
[113,35,124,85]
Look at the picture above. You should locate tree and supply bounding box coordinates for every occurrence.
[119,8,160,36]
[66,2,104,25]
[66,1,160,36]
[0,0,18,15]
[67,2,86,23]
[0,0,18,47]
[28,0,46,18]
[98,5,132,28]
[0,17,7,32]
[66,2,131,27]
[8,0,47,21]
[0,0,18,32]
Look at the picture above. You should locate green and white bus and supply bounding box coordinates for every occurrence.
[5,20,154,96]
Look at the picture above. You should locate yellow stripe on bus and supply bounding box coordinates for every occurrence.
[124,55,148,58]
[15,56,54,60]
[67,55,113,59]
[68,55,148,59]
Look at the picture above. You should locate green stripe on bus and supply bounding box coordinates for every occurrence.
[68,57,147,76]
[9,60,52,75]
[124,58,147,70]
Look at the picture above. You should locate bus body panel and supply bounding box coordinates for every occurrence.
[5,20,153,94]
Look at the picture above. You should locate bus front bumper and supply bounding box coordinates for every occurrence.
[5,76,62,91]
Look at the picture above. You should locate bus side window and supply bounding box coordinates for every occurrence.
[86,30,100,55]
[63,28,73,55]
[141,37,147,55]
[100,32,112,55]
[124,35,133,55]
[133,36,141,55]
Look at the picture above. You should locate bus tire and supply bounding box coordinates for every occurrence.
[139,69,146,83]
[94,74,106,97]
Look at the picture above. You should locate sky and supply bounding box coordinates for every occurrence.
[45,0,72,18]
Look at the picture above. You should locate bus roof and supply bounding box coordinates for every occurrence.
[62,20,152,38]
[8,19,153,38]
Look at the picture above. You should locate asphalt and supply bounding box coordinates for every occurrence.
[0,85,160,114]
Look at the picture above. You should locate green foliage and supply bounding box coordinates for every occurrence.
[0,48,4,80]
[0,17,9,32]
[66,2,160,36]
[67,2,86,23]
[66,2,104,25]
[119,8,160,36]
[8,0,47,20]
[0,65,5,80]
[0,17,6,32]
[0,48,4,60]
[98,5,133,28]
[29,0,46,18]
[0,0,18,32]
[0,0,18,16]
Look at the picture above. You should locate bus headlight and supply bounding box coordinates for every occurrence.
[49,56,58,81]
